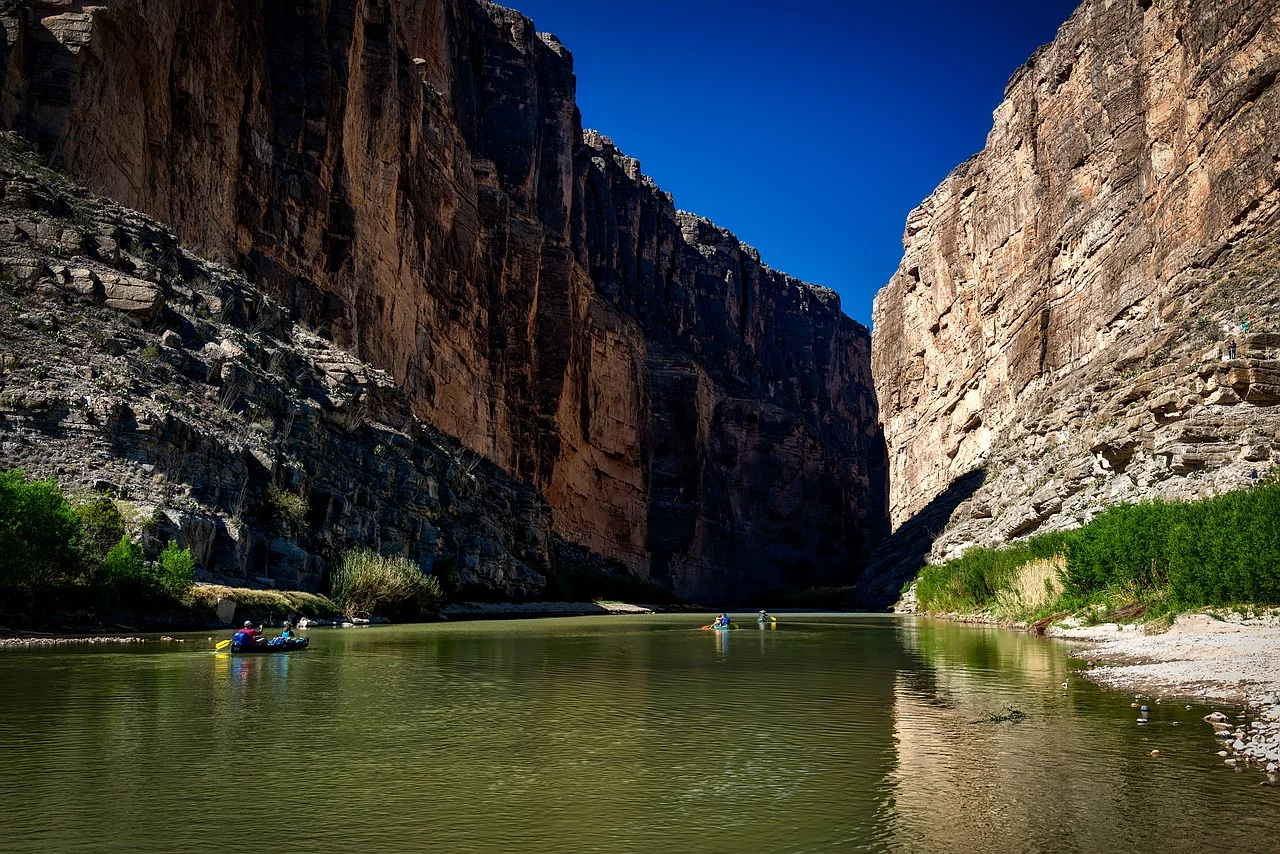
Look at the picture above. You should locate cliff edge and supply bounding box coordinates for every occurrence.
[0,0,887,599]
[864,0,1280,606]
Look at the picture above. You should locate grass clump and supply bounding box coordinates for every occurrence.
[914,530,1068,617]
[189,585,340,620]
[913,482,1280,623]
[980,706,1028,723]
[331,549,442,618]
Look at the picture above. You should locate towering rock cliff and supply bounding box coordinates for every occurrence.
[0,0,886,599]
[863,0,1280,606]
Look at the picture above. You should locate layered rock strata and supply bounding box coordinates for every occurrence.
[0,0,886,599]
[0,135,597,597]
[863,0,1280,606]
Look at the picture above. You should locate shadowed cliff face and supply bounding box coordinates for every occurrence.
[0,0,887,599]
[869,0,1280,591]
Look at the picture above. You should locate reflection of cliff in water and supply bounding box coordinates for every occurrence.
[887,619,1268,851]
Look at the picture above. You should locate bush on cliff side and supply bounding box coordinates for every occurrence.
[0,469,197,614]
[155,541,197,599]
[331,549,442,618]
[77,496,127,566]
[913,482,1280,620]
[0,470,84,598]
[98,535,194,606]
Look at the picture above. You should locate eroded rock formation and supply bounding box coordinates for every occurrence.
[863,0,1280,606]
[0,0,886,599]
[0,135,584,598]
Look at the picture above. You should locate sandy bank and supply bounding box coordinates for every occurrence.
[1049,612,1280,705]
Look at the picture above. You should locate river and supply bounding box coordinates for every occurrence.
[0,615,1273,852]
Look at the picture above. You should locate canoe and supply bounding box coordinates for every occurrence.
[712,624,736,631]
[231,637,310,653]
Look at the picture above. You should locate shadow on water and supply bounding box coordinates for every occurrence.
[853,467,986,609]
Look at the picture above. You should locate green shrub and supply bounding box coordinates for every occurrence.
[913,483,1280,620]
[155,541,196,599]
[266,486,309,535]
[0,469,83,594]
[1061,501,1182,596]
[99,536,194,606]
[331,549,442,618]
[99,533,147,598]
[1164,485,1280,607]
[77,496,125,563]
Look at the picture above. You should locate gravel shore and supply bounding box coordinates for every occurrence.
[1048,612,1280,704]
[1050,613,1280,776]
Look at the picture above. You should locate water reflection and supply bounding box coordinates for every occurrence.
[887,618,1275,852]
[0,617,1276,853]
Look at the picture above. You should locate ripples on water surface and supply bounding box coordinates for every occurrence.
[0,615,1274,852]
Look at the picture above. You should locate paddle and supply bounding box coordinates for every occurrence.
[215,639,231,651]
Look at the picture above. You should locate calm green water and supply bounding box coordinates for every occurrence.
[0,615,1274,852]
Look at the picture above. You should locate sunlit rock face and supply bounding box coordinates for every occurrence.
[864,0,1280,605]
[0,0,887,599]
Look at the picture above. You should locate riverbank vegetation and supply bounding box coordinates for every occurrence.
[331,548,443,619]
[0,469,197,620]
[188,585,340,621]
[913,482,1280,623]
[0,469,450,628]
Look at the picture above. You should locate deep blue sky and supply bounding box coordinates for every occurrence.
[513,0,1081,325]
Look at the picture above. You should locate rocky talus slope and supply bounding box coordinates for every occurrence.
[0,135,628,597]
[862,0,1280,606]
[0,0,886,599]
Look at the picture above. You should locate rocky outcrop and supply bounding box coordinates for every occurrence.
[0,0,886,599]
[0,135,593,597]
[864,0,1280,606]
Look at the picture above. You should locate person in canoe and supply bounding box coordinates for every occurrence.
[757,609,772,623]
[232,621,264,647]
[716,613,731,628]
[280,621,298,640]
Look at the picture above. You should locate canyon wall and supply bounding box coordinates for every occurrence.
[0,0,886,599]
[863,0,1280,606]
[0,137,567,599]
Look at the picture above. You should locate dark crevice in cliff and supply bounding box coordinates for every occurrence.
[853,468,986,610]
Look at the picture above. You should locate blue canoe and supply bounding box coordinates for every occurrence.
[231,637,310,654]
